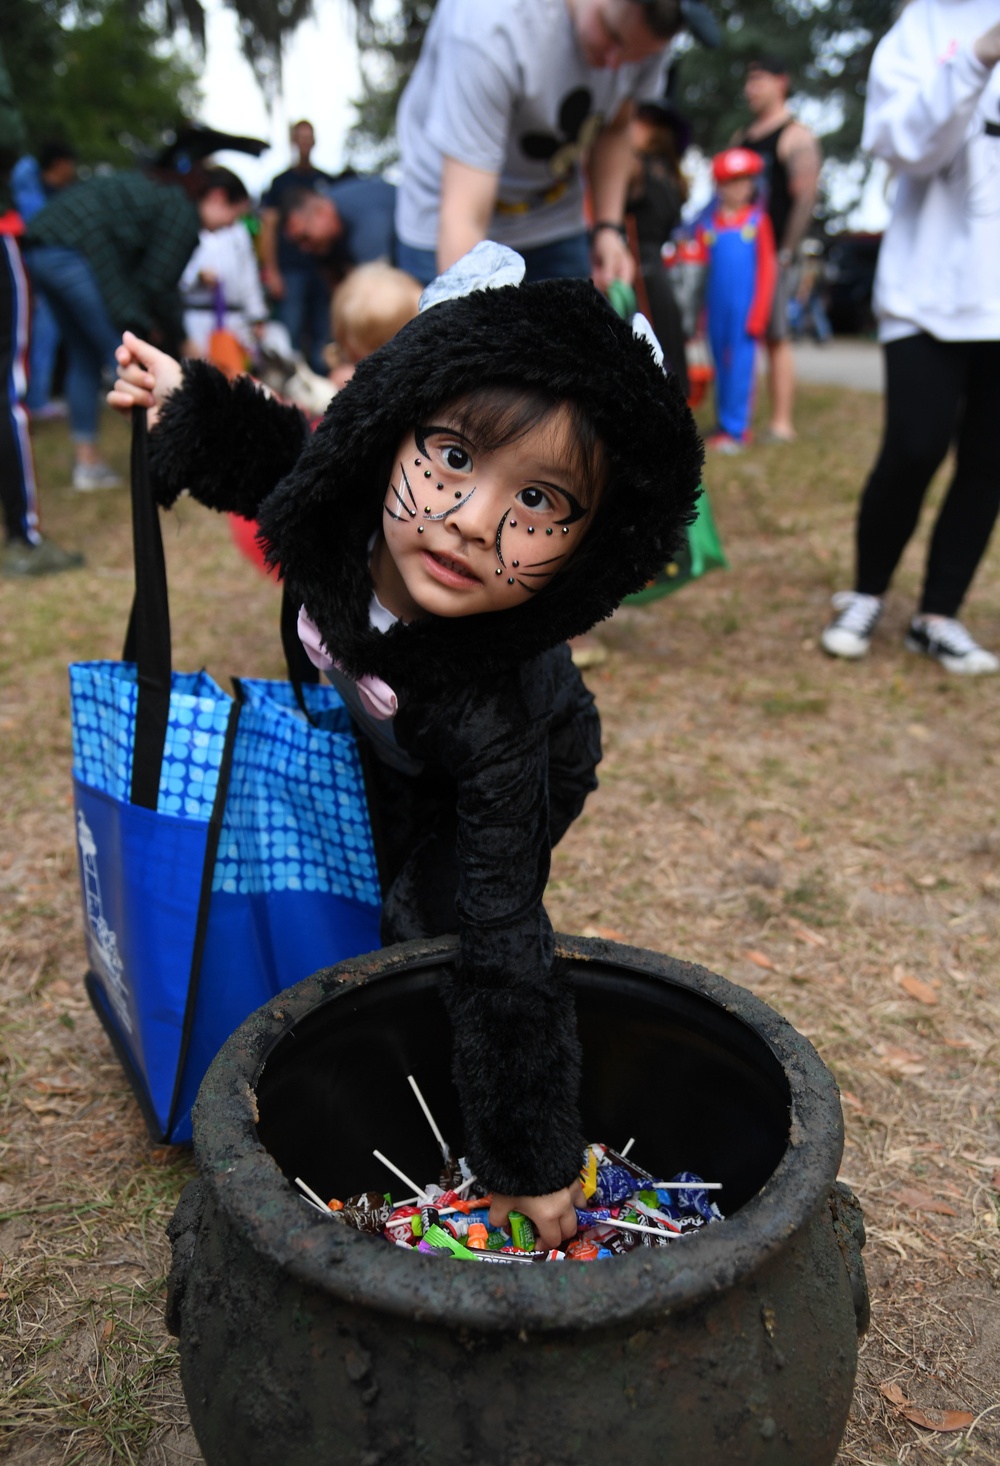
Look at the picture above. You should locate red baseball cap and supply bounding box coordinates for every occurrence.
[712,147,764,183]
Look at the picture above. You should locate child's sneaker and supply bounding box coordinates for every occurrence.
[73,460,122,492]
[820,591,883,659]
[705,432,743,455]
[904,616,999,675]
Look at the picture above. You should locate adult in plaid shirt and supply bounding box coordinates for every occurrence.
[23,165,247,491]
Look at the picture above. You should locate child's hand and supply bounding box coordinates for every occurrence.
[107,330,183,428]
[489,1181,587,1252]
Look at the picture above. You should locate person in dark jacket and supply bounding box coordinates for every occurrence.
[626,98,692,395]
[108,242,703,1247]
[23,164,248,491]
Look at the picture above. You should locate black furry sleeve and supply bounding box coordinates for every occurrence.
[427,668,585,1198]
[147,359,310,518]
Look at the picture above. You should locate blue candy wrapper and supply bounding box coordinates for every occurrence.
[656,1172,720,1223]
[574,1207,614,1227]
[591,1165,638,1207]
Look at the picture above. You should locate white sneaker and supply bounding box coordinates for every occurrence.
[73,461,122,492]
[821,591,883,659]
[905,616,999,675]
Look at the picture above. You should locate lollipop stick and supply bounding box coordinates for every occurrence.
[373,1148,434,1204]
[654,1181,723,1191]
[609,1218,680,1239]
[620,1137,636,1158]
[406,1074,451,1162]
[294,1176,334,1212]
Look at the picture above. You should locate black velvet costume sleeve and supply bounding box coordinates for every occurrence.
[147,359,310,517]
[405,662,585,1197]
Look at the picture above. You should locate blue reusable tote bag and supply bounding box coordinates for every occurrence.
[70,411,382,1143]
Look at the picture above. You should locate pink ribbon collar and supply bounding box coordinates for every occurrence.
[297,606,398,721]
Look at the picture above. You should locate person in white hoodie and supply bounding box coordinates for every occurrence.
[822,0,1000,674]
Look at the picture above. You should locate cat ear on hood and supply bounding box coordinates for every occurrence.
[630,311,666,371]
[418,241,527,312]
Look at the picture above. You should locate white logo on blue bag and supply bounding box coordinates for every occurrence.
[76,810,132,1035]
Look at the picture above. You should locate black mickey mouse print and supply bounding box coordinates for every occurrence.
[394,0,666,248]
[520,88,606,182]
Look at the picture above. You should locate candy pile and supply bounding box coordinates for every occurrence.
[297,1141,724,1264]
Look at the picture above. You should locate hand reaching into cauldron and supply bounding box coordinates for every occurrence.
[490,1182,587,1252]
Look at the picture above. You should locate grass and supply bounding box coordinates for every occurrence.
[2,379,999,1463]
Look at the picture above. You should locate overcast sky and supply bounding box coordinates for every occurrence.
[196,0,365,198]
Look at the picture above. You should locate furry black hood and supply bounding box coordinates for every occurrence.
[256,255,703,696]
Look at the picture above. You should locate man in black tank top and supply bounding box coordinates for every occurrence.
[733,54,822,442]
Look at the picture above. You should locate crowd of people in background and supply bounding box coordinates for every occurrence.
[1,0,999,674]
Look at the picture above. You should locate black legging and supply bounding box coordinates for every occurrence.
[855,332,1000,617]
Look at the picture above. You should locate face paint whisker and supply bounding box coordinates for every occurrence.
[522,553,567,569]
[515,580,540,593]
[494,509,509,568]
[399,463,418,514]
[387,486,416,518]
[386,465,418,519]
[423,485,477,521]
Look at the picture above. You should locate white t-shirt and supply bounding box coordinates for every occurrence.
[395,0,664,251]
[180,223,267,352]
[863,0,1000,343]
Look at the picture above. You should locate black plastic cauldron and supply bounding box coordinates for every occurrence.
[167,935,868,1465]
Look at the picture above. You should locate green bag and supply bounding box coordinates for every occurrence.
[605,279,639,319]
[624,487,728,604]
[603,280,728,603]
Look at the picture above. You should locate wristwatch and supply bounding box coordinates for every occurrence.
[589,221,629,244]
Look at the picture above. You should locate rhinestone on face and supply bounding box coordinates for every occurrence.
[417,525,424,534]
[512,560,519,568]
[437,482,444,490]
[562,526,569,534]
[510,520,517,528]
[546,527,553,535]
[495,568,502,576]
[424,470,432,478]
[507,577,514,584]
[414,458,421,465]
[527,526,535,534]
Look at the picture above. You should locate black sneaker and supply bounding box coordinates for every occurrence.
[905,616,999,675]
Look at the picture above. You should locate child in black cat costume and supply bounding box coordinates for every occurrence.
[110,243,703,1249]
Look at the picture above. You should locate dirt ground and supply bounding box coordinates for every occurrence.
[1,385,998,1465]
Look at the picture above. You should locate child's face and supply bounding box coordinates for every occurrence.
[718,176,756,209]
[374,406,594,621]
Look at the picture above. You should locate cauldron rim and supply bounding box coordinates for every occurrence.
[191,934,844,1334]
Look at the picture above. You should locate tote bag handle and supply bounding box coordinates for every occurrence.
[122,407,172,809]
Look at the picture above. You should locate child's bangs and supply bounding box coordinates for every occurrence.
[438,385,607,508]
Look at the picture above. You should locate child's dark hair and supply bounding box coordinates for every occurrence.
[170,164,249,205]
[38,140,77,172]
[435,384,608,511]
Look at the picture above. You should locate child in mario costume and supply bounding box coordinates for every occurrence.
[696,147,777,451]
